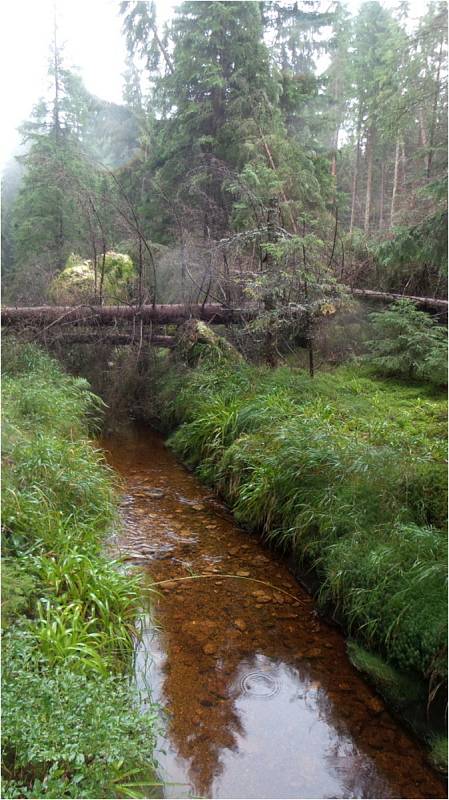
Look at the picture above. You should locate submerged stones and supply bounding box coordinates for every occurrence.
[146,488,166,499]
[161,580,178,591]
[202,642,218,656]
[251,589,272,603]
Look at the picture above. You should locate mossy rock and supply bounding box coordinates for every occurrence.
[347,640,426,709]
[173,320,243,367]
[48,252,135,305]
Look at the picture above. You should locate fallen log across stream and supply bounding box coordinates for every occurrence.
[0,303,255,327]
[350,288,448,311]
[1,290,446,332]
[42,333,176,347]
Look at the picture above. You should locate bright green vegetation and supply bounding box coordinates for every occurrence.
[367,300,447,386]
[430,735,448,773]
[152,346,447,704]
[49,251,135,305]
[2,341,159,798]
[347,641,426,707]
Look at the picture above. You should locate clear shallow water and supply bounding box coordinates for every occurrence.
[101,425,446,800]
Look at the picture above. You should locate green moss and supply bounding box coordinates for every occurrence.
[347,641,425,707]
[430,735,448,773]
[174,320,243,367]
[48,251,135,304]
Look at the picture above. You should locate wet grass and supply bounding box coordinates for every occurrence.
[430,735,448,773]
[152,354,447,709]
[2,340,160,798]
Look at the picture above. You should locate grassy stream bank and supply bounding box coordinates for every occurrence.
[146,336,447,768]
[1,342,159,798]
[2,335,447,791]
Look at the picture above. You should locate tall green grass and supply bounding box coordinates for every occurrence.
[2,339,159,798]
[153,352,447,697]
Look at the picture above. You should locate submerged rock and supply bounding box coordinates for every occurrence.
[203,642,218,656]
[144,488,165,499]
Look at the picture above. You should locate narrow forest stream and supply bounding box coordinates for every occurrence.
[101,425,446,800]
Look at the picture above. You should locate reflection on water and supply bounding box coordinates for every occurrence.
[101,425,446,800]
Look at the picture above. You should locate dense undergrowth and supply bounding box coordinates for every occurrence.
[1,341,159,798]
[149,341,447,729]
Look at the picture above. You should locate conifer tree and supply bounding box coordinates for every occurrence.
[13,22,93,287]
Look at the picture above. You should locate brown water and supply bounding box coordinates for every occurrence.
[101,425,446,800]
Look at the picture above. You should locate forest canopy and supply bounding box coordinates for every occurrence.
[1,0,447,310]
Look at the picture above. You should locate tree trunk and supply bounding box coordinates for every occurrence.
[1,304,260,328]
[400,141,406,192]
[427,37,444,180]
[418,108,428,172]
[351,288,447,310]
[390,138,400,228]
[47,333,176,348]
[364,124,375,234]
[379,161,385,231]
[349,109,363,234]
[2,293,447,332]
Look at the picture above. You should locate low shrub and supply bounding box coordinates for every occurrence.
[367,300,447,385]
[2,632,159,799]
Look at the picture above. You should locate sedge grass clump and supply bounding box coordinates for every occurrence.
[321,523,447,680]
[30,549,142,668]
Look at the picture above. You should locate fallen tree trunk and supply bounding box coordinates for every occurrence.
[1,290,447,331]
[0,303,254,328]
[47,333,176,348]
[351,288,448,311]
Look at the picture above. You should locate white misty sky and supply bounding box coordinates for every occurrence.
[1,0,427,169]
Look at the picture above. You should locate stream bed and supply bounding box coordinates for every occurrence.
[101,425,446,800]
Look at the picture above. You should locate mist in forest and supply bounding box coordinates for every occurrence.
[1,0,447,308]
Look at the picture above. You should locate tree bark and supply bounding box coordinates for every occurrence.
[379,161,385,231]
[1,304,259,328]
[349,107,363,234]
[390,138,400,227]
[364,124,375,234]
[427,37,444,180]
[47,333,176,347]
